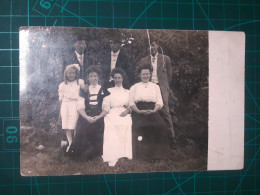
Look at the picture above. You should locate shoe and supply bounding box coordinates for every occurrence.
[172,137,177,144]
[170,137,177,149]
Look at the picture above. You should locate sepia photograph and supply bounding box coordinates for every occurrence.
[20,27,209,176]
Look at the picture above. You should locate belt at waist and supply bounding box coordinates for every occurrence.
[135,101,155,110]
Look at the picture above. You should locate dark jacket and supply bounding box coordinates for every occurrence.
[63,51,91,78]
[101,50,134,88]
[138,53,172,103]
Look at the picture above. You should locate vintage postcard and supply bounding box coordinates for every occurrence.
[19,27,244,176]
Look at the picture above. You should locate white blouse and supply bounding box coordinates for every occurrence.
[76,84,101,110]
[129,82,163,109]
[102,86,129,113]
[58,79,84,101]
[88,84,101,105]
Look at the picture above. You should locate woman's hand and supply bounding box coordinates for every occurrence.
[147,109,157,114]
[131,105,149,115]
[85,116,97,123]
[85,116,93,123]
[92,110,107,123]
[139,110,150,115]
[119,110,129,117]
[146,104,160,114]
[80,84,89,92]
[78,109,98,123]
[91,116,100,123]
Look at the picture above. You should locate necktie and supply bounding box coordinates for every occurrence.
[152,57,156,63]
[112,53,117,61]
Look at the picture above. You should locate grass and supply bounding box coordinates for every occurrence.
[20,126,207,176]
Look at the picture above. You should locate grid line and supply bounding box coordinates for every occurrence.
[0,0,259,194]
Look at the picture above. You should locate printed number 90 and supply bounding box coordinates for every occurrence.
[40,0,53,9]
[5,126,18,144]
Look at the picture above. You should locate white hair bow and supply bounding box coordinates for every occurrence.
[73,64,81,72]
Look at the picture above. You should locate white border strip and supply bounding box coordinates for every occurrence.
[208,31,245,170]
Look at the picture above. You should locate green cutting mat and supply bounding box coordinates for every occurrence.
[0,0,259,194]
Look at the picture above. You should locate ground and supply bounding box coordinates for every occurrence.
[20,120,207,176]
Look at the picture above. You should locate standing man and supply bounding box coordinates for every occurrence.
[64,37,90,78]
[101,31,134,89]
[138,39,175,141]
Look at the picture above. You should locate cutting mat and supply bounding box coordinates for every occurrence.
[0,0,259,194]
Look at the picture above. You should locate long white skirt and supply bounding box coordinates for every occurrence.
[102,107,132,163]
[60,101,79,130]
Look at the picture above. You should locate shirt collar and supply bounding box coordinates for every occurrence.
[89,84,100,88]
[111,50,120,56]
[151,52,158,59]
[75,51,84,58]
[115,85,123,89]
[89,84,101,92]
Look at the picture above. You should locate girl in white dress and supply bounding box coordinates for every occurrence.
[102,68,132,166]
[58,64,85,152]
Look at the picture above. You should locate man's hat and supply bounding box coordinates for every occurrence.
[72,34,86,43]
[109,30,122,43]
[149,35,160,45]
[148,30,162,45]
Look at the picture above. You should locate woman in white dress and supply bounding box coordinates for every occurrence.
[102,68,132,166]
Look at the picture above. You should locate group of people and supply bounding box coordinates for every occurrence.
[58,33,175,166]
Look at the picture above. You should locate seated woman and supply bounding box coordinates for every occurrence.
[129,64,171,160]
[102,68,132,166]
[71,65,109,161]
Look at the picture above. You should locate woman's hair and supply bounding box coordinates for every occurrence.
[63,64,80,84]
[111,68,130,89]
[136,63,153,74]
[85,65,102,84]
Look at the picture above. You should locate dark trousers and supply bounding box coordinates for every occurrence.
[160,94,175,138]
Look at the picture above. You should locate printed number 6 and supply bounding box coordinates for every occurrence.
[40,0,51,9]
[6,136,18,144]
